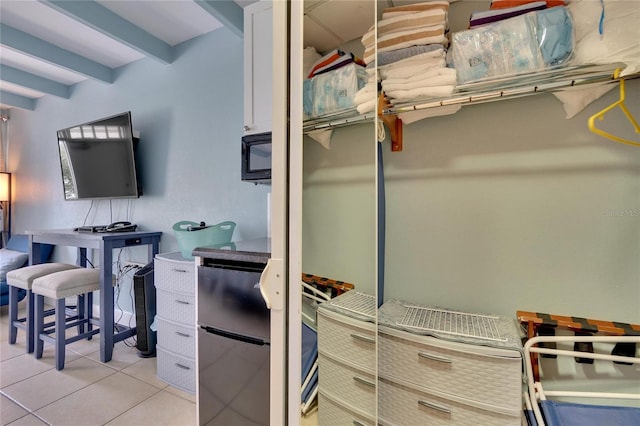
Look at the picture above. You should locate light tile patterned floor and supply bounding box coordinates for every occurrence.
[1,304,319,426]
[0,305,196,426]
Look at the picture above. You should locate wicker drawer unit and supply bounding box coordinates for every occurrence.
[378,377,521,426]
[377,300,524,425]
[317,307,376,371]
[317,292,377,423]
[318,391,375,426]
[154,252,196,393]
[378,326,523,414]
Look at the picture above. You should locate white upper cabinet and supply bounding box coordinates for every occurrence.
[244,1,273,135]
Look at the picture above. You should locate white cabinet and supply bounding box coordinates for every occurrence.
[243,0,273,135]
[154,252,196,393]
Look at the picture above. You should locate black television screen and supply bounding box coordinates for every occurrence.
[57,111,141,200]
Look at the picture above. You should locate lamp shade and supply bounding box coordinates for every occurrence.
[0,172,10,202]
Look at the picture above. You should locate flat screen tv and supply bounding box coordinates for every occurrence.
[57,111,141,200]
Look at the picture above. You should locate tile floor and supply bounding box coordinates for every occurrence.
[1,303,196,426]
[1,304,319,426]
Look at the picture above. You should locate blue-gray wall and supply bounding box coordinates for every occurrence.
[7,28,270,313]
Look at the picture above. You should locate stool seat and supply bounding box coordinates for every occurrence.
[7,263,80,290]
[32,268,100,299]
[7,263,79,353]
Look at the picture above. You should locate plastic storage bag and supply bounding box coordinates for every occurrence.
[452,6,573,84]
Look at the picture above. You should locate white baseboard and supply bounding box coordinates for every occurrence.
[92,304,136,327]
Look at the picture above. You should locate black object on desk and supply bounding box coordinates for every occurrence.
[26,228,162,363]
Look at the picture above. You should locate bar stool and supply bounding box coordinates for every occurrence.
[32,268,102,370]
[7,263,80,353]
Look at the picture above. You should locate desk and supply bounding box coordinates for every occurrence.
[26,229,162,362]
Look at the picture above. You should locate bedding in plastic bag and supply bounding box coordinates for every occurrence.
[304,63,368,119]
[452,6,573,84]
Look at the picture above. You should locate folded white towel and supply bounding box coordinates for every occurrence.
[378,9,447,37]
[386,85,456,102]
[380,58,446,80]
[382,72,457,92]
[357,98,377,114]
[382,66,456,86]
[382,0,450,20]
[354,82,378,104]
[377,24,447,54]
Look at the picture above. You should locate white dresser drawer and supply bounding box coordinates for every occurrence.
[318,353,376,414]
[318,391,375,426]
[157,346,196,393]
[156,288,195,326]
[154,254,195,294]
[318,308,376,373]
[378,326,522,413]
[156,317,196,358]
[378,377,521,426]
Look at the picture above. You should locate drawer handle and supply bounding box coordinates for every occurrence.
[353,421,366,426]
[175,300,190,305]
[175,331,191,338]
[172,269,188,273]
[175,363,191,370]
[350,333,375,344]
[353,376,375,388]
[418,399,451,414]
[418,352,452,364]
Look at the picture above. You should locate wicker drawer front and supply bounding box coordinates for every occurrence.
[156,289,195,325]
[156,317,196,358]
[318,392,375,426]
[318,353,376,413]
[157,346,195,393]
[378,378,521,426]
[318,308,375,372]
[154,256,195,294]
[378,328,522,412]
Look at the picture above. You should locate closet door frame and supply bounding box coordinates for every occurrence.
[286,1,304,424]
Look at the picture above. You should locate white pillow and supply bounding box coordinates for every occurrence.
[0,249,29,281]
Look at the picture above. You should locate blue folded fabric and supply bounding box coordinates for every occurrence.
[536,6,573,66]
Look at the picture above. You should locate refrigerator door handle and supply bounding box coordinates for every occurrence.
[258,258,284,311]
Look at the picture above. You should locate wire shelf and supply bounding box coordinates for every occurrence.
[330,291,377,319]
[397,305,507,342]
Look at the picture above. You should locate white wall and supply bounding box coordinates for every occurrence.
[6,29,270,314]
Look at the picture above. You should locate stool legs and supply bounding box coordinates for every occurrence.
[8,286,19,345]
[8,287,35,353]
[34,294,45,359]
[55,298,66,371]
[34,292,99,370]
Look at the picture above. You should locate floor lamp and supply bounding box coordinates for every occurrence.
[0,172,11,245]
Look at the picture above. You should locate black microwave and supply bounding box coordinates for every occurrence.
[241,132,271,184]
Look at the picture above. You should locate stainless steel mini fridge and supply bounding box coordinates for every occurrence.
[196,239,270,426]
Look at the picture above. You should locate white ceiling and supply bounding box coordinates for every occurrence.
[0,0,420,112]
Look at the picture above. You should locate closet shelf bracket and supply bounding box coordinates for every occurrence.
[378,93,403,152]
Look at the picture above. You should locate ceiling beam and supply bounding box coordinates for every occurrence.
[0,65,71,99]
[0,90,37,111]
[0,23,113,84]
[195,0,243,38]
[43,0,173,64]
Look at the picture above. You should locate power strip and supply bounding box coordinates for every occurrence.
[124,261,146,269]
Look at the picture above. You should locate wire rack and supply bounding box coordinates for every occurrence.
[397,305,507,342]
[330,291,377,319]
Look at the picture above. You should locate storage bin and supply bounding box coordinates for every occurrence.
[172,221,235,258]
